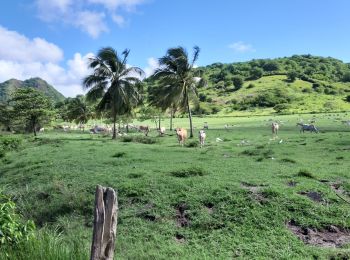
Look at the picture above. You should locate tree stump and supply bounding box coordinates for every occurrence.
[91,185,118,260]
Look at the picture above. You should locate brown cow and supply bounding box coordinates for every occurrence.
[175,128,187,146]
[138,125,150,136]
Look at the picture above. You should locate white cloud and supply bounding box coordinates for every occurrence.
[35,0,147,37]
[76,11,108,38]
[0,25,63,63]
[143,57,159,77]
[228,41,255,53]
[112,14,126,27]
[0,26,93,97]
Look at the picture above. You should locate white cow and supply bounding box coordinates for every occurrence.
[199,130,206,148]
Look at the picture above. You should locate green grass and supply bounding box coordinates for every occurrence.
[1,113,350,259]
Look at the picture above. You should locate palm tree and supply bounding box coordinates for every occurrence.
[83,47,144,139]
[66,95,92,130]
[151,46,204,137]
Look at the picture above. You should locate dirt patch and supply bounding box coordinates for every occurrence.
[330,183,345,194]
[241,182,268,203]
[287,220,350,248]
[204,202,214,214]
[136,203,156,222]
[175,203,190,227]
[298,191,324,203]
[174,233,185,243]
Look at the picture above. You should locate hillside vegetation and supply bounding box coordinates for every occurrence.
[183,55,350,115]
[0,77,65,104]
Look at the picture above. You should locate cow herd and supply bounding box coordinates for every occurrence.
[48,116,342,148]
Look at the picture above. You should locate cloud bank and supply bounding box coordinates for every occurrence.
[35,0,147,38]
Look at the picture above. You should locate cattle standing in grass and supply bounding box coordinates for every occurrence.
[203,122,209,130]
[39,127,45,133]
[297,123,319,133]
[271,122,279,138]
[138,125,149,136]
[158,127,166,136]
[175,128,187,146]
[199,130,206,148]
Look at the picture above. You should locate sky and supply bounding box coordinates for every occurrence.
[0,0,350,97]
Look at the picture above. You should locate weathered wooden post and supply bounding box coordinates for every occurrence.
[91,185,118,260]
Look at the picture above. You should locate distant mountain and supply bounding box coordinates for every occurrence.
[0,77,65,103]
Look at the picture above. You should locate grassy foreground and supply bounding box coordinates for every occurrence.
[1,113,350,259]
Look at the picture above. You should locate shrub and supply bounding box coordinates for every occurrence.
[232,76,244,90]
[121,136,157,144]
[297,169,315,179]
[170,167,207,178]
[0,194,35,245]
[185,140,198,148]
[247,83,255,89]
[0,136,23,151]
[112,152,126,158]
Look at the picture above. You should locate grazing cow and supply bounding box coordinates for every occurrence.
[271,122,279,137]
[203,122,209,130]
[199,130,206,148]
[90,125,108,134]
[138,125,150,136]
[175,128,187,146]
[62,125,70,132]
[158,127,166,136]
[39,127,45,133]
[296,123,319,133]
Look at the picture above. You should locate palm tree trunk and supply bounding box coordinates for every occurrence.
[112,107,117,139]
[185,92,194,138]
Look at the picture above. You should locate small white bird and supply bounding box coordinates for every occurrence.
[279,139,283,144]
[216,137,223,142]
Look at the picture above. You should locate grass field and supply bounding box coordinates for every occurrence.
[1,113,350,259]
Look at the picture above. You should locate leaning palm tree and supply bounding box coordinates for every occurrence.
[151,46,204,137]
[83,47,144,139]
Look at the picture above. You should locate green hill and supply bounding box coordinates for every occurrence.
[0,77,65,104]
[192,55,350,115]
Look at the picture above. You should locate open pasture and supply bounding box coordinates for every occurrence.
[1,113,350,259]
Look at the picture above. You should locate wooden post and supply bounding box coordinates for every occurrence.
[91,185,118,260]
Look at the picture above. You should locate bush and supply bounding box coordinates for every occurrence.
[232,76,244,90]
[0,136,23,151]
[247,83,255,89]
[170,167,207,178]
[297,169,315,179]
[346,95,350,103]
[0,194,35,245]
[273,103,290,113]
[121,136,157,144]
[185,140,198,148]
[287,71,298,82]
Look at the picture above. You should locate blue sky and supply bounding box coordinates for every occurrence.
[0,0,349,96]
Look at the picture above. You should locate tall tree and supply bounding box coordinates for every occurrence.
[83,47,144,139]
[152,46,204,137]
[10,88,53,136]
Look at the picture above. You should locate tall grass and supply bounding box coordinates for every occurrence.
[0,229,89,260]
